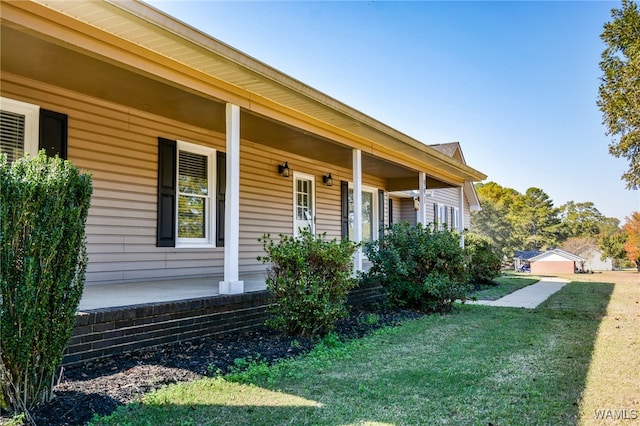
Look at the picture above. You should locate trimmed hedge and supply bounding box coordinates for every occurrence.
[0,152,92,417]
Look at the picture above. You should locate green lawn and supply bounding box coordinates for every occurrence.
[576,277,640,425]
[90,280,616,426]
[467,274,540,301]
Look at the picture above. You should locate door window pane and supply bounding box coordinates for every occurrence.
[349,188,375,242]
[294,176,314,234]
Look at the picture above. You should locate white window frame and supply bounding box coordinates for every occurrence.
[293,171,316,236]
[348,183,379,243]
[453,207,461,230]
[0,97,39,161]
[435,203,447,229]
[175,140,216,248]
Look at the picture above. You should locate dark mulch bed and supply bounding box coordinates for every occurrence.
[2,303,423,426]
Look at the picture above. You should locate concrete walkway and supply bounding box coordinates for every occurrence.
[469,277,570,309]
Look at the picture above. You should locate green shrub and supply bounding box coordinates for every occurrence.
[465,233,502,288]
[258,230,358,337]
[0,152,92,417]
[364,222,470,312]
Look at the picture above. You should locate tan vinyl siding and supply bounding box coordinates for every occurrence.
[237,141,385,276]
[398,198,417,225]
[2,72,392,284]
[432,187,472,230]
[390,187,472,230]
[389,196,403,225]
[464,199,472,230]
[432,187,458,208]
[432,187,458,226]
[2,73,225,285]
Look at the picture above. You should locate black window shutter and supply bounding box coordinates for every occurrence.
[433,203,438,224]
[341,181,349,239]
[39,109,67,159]
[157,138,176,247]
[216,151,226,247]
[388,198,394,225]
[378,189,385,232]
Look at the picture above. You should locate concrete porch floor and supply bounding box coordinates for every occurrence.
[78,277,267,311]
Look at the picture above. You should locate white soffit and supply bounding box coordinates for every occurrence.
[32,0,486,182]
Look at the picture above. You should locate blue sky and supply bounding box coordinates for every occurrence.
[148,0,639,223]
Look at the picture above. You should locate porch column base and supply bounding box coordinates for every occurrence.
[219,280,244,295]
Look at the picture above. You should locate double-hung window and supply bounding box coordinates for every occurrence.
[1,97,68,163]
[177,141,214,246]
[157,138,220,248]
[0,98,39,162]
[452,207,461,230]
[434,203,448,229]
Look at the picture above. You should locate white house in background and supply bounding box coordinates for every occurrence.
[580,247,613,271]
[388,142,481,231]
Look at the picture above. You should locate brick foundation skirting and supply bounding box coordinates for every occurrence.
[64,281,383,366]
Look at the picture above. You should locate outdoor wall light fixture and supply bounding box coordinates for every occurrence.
[278,162,290,177]
[323,173,333,186]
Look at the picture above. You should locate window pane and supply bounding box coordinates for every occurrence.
[179,151,208,195]
[362,191,373,242]
[348,189,355,240]
[0,110,25,163]
[348,189,374,242]
[178,195,205,238]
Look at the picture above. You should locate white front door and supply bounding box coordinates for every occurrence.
[294,172,315,235]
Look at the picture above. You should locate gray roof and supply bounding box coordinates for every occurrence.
[514,250,542,260]
[430,142,460,158]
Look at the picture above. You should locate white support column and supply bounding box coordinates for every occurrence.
[220,103,244,294]
[418,172,427,226]
[459,185,465,248]
[353,149,363,272]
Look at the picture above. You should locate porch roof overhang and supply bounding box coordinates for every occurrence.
[0,0,487,189]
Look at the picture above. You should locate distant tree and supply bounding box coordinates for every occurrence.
[559,201,604,238]
[598,0,640,189]
[510,188,562,251]
[622,211,640,270]
[597,216,622,239]
[471,182,521,259]
[472,183,621,264]
[561,236,597,257]
[475,181,520,207]
[600,230,629,269]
